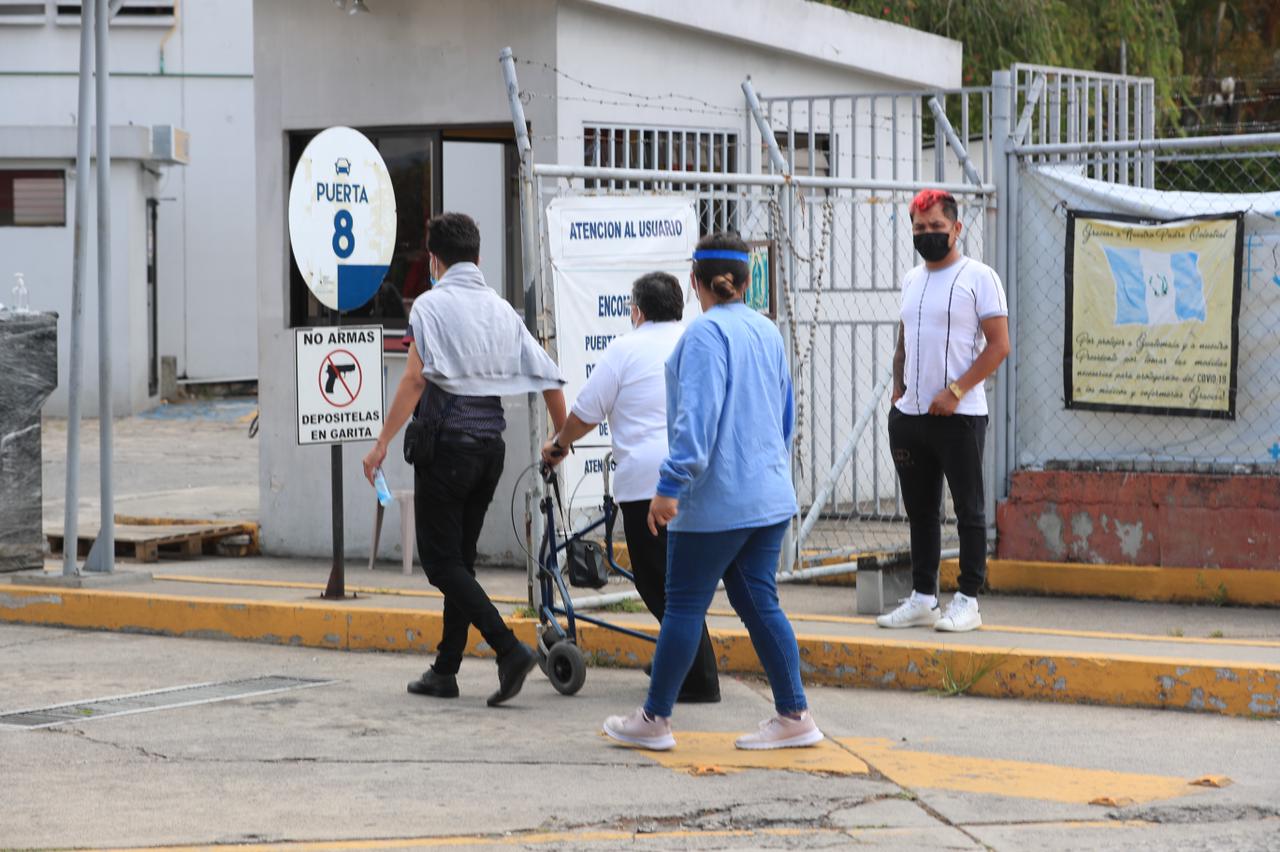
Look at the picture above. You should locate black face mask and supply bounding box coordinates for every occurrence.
[913,232,952,263]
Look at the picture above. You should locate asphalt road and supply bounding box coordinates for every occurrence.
[3,623,1278,852]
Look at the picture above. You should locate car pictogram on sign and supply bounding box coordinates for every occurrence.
[334,157,352,176]
[317,348,363,408]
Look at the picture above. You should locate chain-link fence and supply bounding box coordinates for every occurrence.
[1009,146,1280,476]
[526,166,996,572]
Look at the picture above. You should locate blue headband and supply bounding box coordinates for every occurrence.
[693,249,750,263]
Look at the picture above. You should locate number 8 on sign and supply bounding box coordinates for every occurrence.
[287,126,397,311]
[332,209,355,259]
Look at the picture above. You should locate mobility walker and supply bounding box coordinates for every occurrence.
[531,455,657,695]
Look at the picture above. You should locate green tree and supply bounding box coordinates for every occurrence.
[818,0,1185,127]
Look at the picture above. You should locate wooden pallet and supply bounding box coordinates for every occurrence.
[46,518,260,564]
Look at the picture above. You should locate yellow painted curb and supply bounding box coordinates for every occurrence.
[942,559,1280,606]
[2,585,1276,719]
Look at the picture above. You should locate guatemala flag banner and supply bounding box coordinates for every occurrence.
[1064,210,1243,418]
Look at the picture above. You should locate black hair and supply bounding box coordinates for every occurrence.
[691,232,750,304]
[426,212,481,267]
[631,272,684,323]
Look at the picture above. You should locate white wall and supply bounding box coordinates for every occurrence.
[0,0,257,386]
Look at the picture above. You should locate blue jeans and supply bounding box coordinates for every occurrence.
[644,520,807,718]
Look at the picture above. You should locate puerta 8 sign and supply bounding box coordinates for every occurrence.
[288,127,397,311]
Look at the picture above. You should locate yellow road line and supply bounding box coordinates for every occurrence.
[620,731,870,776]
[150,574,527,606]
[841,737,1201,805]
[149,574,1279,649]
[699,607,1280,649]
[90,827,848,851]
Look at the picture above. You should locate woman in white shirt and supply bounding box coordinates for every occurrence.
[877,189,1010,634]
[541,272,720,703]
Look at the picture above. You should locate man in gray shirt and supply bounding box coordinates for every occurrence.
[363,212,566,706]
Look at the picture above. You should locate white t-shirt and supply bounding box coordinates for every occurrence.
[895,256,1008,417]
[570,320,685,503]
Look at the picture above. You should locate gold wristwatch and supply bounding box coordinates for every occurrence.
[947,382,966,401]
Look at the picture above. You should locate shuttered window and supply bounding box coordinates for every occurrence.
[0,170,67,227]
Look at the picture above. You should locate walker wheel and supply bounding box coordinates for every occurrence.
[546,640,587,696]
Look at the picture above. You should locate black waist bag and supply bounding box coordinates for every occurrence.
[403,395,457,467]
[402,417,434,466]
[567,540,609,589]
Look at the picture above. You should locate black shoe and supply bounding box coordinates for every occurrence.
[487,642,537,707]
[677,688,721,704]
[407,669,459,698]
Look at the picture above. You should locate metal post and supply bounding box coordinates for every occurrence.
[927,96,983,186]
[742,77,789,176]
[499,47,546,606]
[85,0,114,573]
[742,78,800,572]
[990,71,1013,504]
[62,0,95,576]
[1141,82,1156,187]
[321,307,346,599]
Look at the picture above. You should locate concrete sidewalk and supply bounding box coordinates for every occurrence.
[4,555,1278,720]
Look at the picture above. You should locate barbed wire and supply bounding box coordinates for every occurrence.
[520,89,742,118]
[515,58,744,117]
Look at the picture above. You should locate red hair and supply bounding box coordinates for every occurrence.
[908,189,956,219]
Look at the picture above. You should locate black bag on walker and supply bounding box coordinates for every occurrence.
[567,540,609,589]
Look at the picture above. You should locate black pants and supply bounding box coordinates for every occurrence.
[887,409,988,598]
[619,500,720,697]
[414,437,517,675]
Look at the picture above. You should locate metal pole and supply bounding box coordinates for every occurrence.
[85,0,114,573]
[795,370,891,550]
[531,164,993,195]
[742,77,790,176]
[322,308,346,598]
[927,96,984,186]
[991,71,1013,503]
[742,78,800,573]
[62,0,95,577]
[499,47,546,606]
[1012,130,1280,157]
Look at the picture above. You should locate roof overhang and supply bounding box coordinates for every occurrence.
[573,0,962,90]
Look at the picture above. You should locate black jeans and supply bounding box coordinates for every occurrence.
[619,500,720,697]
[887,409,988,598]
[414,436,517,675]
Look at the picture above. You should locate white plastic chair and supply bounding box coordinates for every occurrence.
[367,490,415,576]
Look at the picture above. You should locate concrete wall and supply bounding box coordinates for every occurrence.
[253,0,559,562]
[997,470,1280,570]
[0,0,257,386]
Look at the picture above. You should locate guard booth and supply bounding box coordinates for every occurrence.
[251,0,961,564]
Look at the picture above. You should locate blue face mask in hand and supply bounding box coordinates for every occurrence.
[913,232,951,262]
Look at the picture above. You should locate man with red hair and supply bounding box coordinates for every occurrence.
[877,189,1010,632]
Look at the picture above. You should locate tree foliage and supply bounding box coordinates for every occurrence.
[816,0,1274,131]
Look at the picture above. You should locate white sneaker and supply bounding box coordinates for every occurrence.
[735,711,824,750]
[935,594,982,632]
[876,595,940,629]
[602,707,676,750]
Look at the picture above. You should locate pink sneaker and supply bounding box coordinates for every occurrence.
[735,711,824,750]
[602,707,675,750]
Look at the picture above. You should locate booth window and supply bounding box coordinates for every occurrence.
[288,129,440,331]
[0,169,65,226]
[582,126,739,235]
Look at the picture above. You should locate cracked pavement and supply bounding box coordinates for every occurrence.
[3,624,1279,851]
